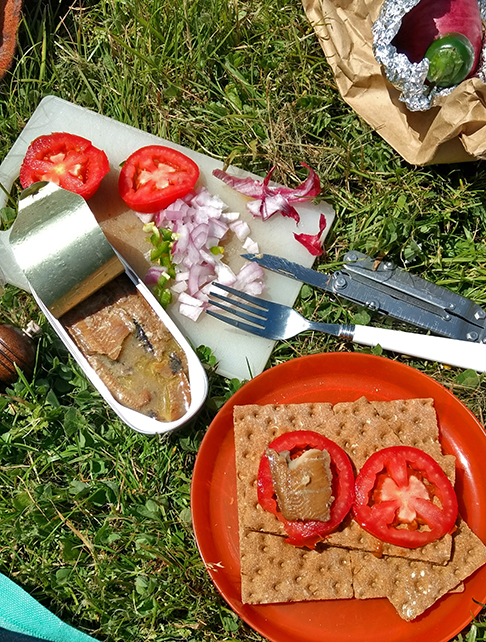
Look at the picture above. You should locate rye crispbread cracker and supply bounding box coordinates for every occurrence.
[234,397,454,564]
[240,530,354,604]
[338,397,456,482]
[324,518,453,564]
[238,519,485,614]
[233,399,486,620]
[351,518,486,621]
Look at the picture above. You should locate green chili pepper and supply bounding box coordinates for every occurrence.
[153,280,173,308]
[145,223,176,308]
[425,32,475,88]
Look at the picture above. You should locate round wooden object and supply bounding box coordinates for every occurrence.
[0,324,36,384]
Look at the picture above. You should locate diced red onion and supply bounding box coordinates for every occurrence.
[145,265,165,285]
[146,186,264,320]
[221,210,240,223]
[233,261,265,293]
[242,236,259,254]
[133,211,154,225]
[177,291,205,322]
[170,280,188,294]
[229,219,251,241]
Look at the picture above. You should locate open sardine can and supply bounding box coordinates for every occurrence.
[1,181,208,435]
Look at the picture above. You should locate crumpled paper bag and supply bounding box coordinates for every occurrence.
[302,0,486,165]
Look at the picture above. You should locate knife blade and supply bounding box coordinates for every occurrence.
[242,252,334,291]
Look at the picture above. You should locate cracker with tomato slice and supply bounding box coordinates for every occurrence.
[233,397,486,620]
[234,397,455,564]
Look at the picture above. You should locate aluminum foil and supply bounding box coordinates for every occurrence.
[372,0,486,111]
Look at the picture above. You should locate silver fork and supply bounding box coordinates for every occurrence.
[207,283,486,372]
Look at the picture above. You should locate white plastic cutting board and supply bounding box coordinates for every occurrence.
[0,96,334,380]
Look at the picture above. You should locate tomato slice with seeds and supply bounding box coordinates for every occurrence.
[257,430,355,549]
[118,145,200,214]
[19,132,109,200]
[353,446,458,548]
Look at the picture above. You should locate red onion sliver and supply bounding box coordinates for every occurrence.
[294,213,327,256]
[213,163,321,223]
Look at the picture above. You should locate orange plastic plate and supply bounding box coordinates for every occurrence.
[191,353,486,642]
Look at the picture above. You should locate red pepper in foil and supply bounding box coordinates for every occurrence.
[393,0,483,88]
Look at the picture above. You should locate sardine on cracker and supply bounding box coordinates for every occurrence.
[233,397,486,621]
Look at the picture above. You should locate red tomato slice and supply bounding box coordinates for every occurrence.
[353,445,458,548]
[118,145,200,214]
[257,430,355,549]
[19,132,109,200]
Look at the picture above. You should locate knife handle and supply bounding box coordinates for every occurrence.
[352,325,486,372]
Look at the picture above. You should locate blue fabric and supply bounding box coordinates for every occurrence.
[0,626,48,642]
[0,574,96,642]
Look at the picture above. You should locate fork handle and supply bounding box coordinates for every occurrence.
[351,325,486,372]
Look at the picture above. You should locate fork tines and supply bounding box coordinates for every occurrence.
[206,283,268,334]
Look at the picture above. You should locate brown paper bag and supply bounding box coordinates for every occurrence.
[302,0,486,165]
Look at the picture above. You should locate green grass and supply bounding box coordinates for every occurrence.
[1,0,486,640]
